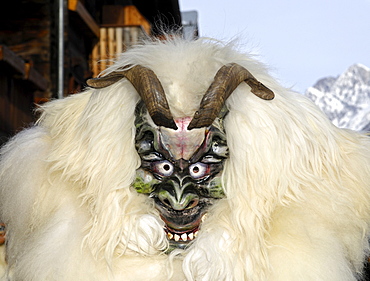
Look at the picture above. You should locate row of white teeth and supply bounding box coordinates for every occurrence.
[167,230,199,242]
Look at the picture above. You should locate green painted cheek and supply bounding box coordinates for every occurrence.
[133,169,159,194]
[207,176,226,199]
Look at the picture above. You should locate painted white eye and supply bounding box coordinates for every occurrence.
[152,160,174,177]
[189,162,209,179]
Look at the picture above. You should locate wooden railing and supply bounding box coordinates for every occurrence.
[91,26,148,76]
[91,5,151,76]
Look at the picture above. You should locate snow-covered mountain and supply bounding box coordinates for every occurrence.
[305,63,370,131]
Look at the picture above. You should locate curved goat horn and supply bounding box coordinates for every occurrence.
[87,65,177,130]
[188,63,275,130]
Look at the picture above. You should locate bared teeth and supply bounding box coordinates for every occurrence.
[181,233,187,241]
[165,229,199,242]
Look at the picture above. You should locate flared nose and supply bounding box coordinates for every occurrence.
[158,188,199,211]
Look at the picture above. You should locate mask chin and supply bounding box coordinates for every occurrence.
[154,194,212,248]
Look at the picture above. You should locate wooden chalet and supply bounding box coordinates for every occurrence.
[0,0,185,146]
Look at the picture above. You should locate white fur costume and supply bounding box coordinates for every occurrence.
[1,37,370,281]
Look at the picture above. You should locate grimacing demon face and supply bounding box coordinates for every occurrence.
[133,103,229,250]
[86,63,274,250]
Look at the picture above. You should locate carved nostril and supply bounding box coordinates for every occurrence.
[186,198,199,209]
[158,190,199,211]
[158,192,175,209]
[162,198,171,208]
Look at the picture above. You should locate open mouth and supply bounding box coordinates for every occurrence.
[154,198,210,248]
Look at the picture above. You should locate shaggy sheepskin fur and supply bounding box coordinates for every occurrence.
[1,37,370,281]
[0,246,5,279]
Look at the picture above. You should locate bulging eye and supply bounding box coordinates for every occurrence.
[189,162,209,179]
[152,160,174,177]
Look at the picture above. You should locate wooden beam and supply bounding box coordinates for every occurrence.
[0,45,48,91]
[0,45,25,75]
[24,63,48,91]
[102,5,151,35]
[68,0,78,11]
[124,5,151,34]
[68,0,100,38]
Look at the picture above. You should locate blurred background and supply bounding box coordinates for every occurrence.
[0,0,369,145]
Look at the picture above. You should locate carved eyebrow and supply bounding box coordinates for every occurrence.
[201,155,223,163]
[142,152,163,161]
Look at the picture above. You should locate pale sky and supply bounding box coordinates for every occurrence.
[179,0,370,93]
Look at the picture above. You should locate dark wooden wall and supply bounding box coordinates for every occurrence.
[0,0,99,143]
[0,0,182,144]
[0,44,48,146]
